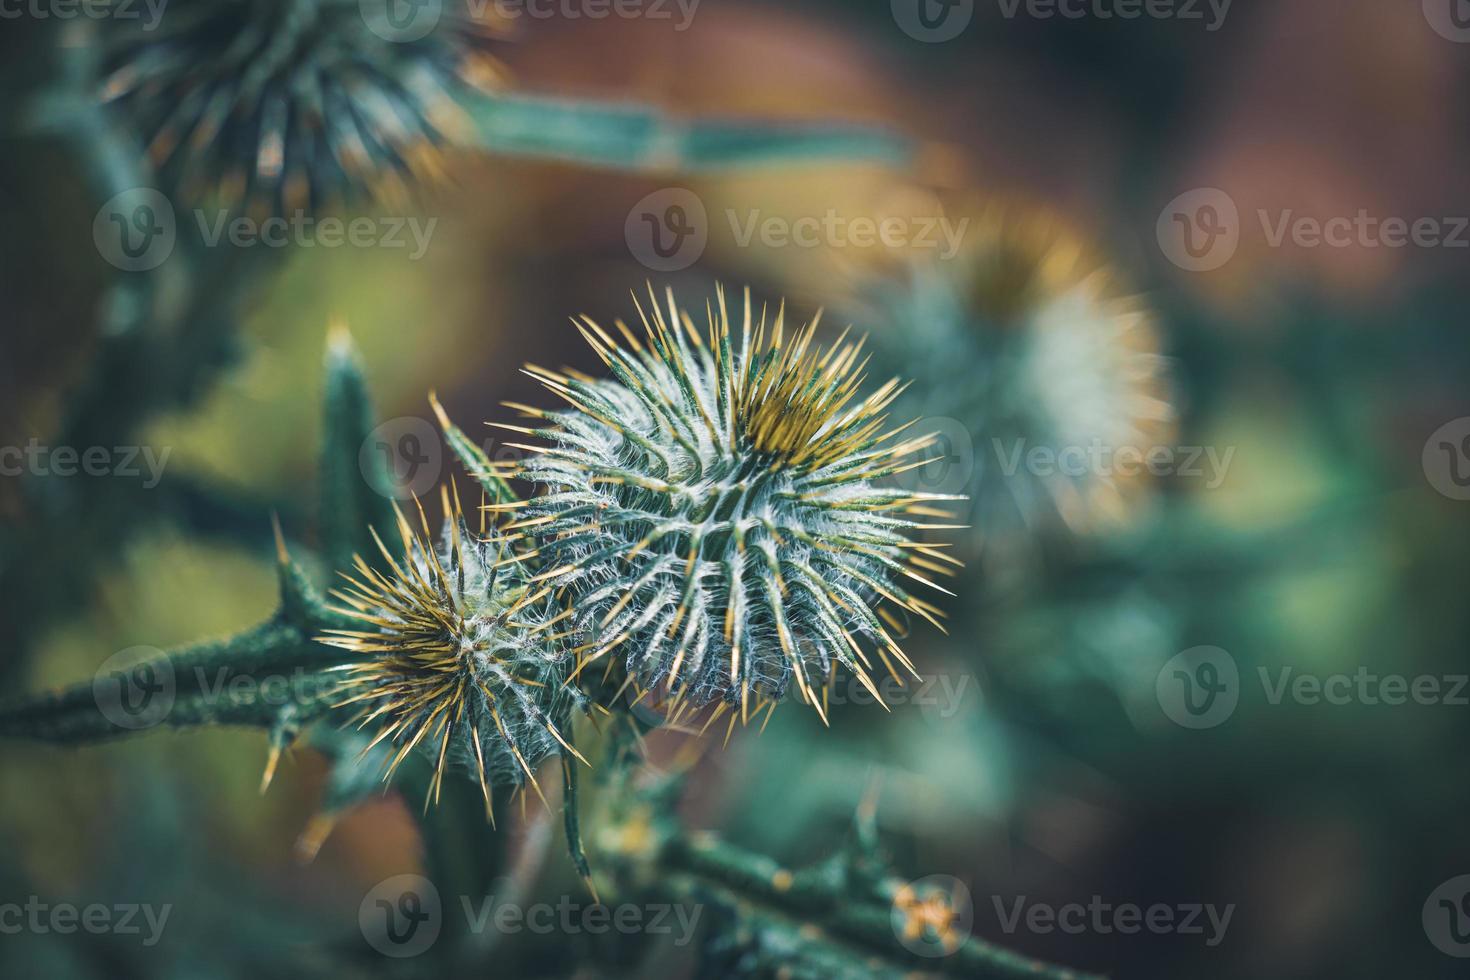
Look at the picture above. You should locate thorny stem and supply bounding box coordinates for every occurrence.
[589,727,1099,980]
[0,556,355,744]
[661,833,1099,979]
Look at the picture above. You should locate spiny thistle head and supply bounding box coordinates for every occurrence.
[321,490,583,818]
[493,286,962,725]
[859,205,1176,542]
[100,0,506,213]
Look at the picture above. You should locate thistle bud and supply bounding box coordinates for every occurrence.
[495,286,962,724]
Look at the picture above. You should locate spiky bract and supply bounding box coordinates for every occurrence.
[860,207,1175,542]
[322,493,582,817]
[496,287,961,724]
[101,0,506,213]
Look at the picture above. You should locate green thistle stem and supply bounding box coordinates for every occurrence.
[0,556,356,744]
[661,834,1099,980]
[469,92,913,172]
[590,735,1097,980]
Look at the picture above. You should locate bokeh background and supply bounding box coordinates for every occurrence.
[3,1,1469,977]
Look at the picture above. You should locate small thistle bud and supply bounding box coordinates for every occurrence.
[322,492,583,817]
[495,287,962,724]
[859,206,1176,543]
[100,0,507,212]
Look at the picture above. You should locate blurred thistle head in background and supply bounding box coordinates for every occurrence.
[99,0,508,214]
[858,201,1176,552]
[494,286,962,727]
[322,491,583,820]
